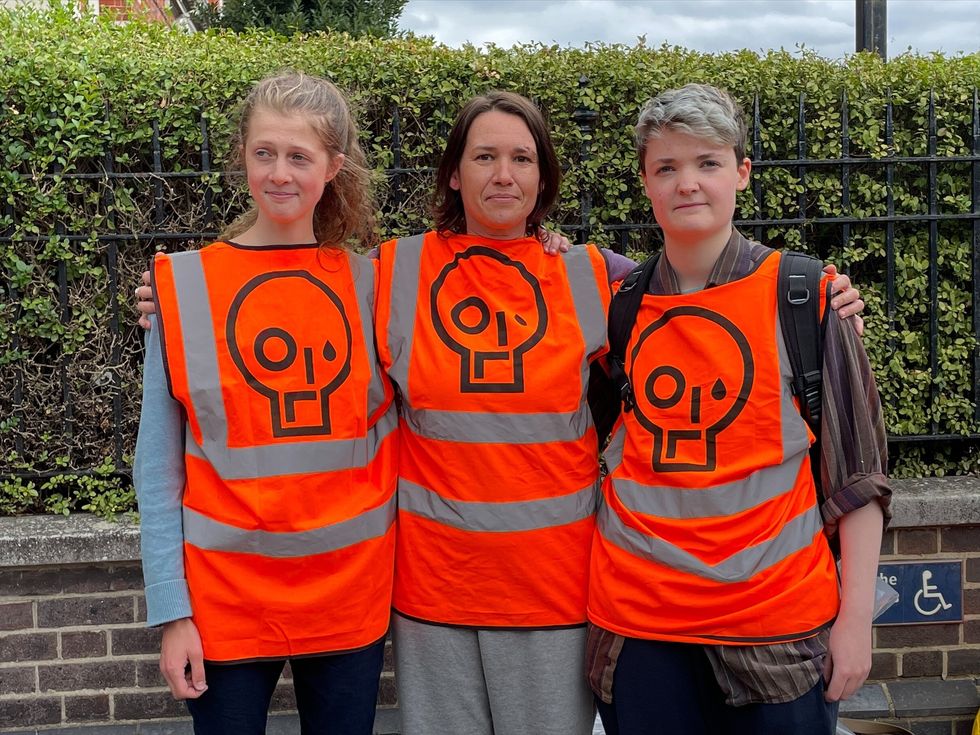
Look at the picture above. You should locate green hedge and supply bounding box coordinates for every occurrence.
[2,8,979,515]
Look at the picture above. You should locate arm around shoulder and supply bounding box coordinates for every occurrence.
[134,316,192,627]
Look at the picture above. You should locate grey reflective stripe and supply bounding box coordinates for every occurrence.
[402,404,591,444]
[350,253,389,418]
[611,448,808,520]
[399,478,597,533]
[564,245,608,424]
[563,245,607,355]
[598,499,823,583]
[182,494,395,558]
[183,407,397,479]
[386,234,426,391]
[170,252,225,445]
[167,250,395,479]
[604,424,626,473]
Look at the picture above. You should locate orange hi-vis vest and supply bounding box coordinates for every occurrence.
[153,242,398,662]
[376,231,611,627]
[589,250,839,645]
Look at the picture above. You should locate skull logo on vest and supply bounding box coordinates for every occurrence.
[227,271,353,437]
[630,306,754,472]
[430,246,547,393]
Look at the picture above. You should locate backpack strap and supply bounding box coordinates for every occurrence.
[608,252,661,412]
[776,251,827,438]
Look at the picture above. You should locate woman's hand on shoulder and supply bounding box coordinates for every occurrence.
[539,228,572,256]
[136,270,155,330]
[822,264,865,336]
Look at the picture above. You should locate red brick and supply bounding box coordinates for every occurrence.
[964,588,980,615]
[941,527,980,552]
[869,651,897,680]
[113,689,188,719]
[65,694,110,722]
[0,698,61,726]
[0,632,57,662]
[378,673,397,706]
[967,557,980,583]
[38,595,134,628]
[947,647,980,676]
[111,626,161,655]
[0,564,142,596]
[61,630,107,659]
[896,528,938,555]
[0,665,37,694]
[39,660,135,692]
[136,658,166,688]
[880,529,896,556]
[383,640,394,672]
[0,601,33,631]
[901,649,943,677]
[136,595,147,624]
[270,682,296,711]
[965,620,980,643]
[876,623,959,648]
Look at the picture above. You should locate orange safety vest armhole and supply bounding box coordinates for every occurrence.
[585,244,613,361]
[150,254,181,403]
[373,239,399,374]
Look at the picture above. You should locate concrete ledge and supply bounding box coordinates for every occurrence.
[0,476,975,568]
[889,476,980,529]
[0,514,140,567]
[841,679,980,719]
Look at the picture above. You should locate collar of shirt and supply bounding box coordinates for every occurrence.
[650,228,773,296]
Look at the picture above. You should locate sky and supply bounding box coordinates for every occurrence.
[399,0,980,59]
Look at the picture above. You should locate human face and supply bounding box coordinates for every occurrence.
[640,129,751,249]
[243,107,344,243]
[450,110,541,240]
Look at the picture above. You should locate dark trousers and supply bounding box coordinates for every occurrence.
[595,638,839,735]
[186,639,384,735]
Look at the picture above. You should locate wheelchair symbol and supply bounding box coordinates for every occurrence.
[913,570,952,616]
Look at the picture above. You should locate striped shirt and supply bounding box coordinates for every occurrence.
[587,228,892,706]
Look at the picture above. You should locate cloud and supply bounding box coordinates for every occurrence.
[400,0,980,58]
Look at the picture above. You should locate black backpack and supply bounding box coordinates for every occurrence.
[588,250,829,462]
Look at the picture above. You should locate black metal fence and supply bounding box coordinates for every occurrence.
[2,88,979,486]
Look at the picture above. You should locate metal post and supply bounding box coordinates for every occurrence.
[572,75,599,246]
[856,0,887,59]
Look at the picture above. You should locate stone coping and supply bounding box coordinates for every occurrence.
[842,678,980,719]
[0,476,976,568]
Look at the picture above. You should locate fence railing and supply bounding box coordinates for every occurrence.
[2,87,979,487]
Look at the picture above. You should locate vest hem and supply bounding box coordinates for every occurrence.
[202,631,389,665]
[392,609,587,632]
[587,611,836,646]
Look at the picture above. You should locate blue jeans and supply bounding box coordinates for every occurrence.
[595,638,838,735]
[186,639,384,735]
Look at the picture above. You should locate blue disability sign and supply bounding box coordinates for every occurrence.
[874,561,962,625]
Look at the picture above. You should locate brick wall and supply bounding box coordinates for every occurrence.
[873,526,980,681]
[845,523,980,735]
[2,480,979,734]
[0,560,397,731]
[0,518,395,735]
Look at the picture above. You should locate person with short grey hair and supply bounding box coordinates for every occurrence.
[634,83,748,165]
[586,83,890,735]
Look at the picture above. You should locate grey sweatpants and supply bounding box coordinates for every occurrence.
[392,612,595,735]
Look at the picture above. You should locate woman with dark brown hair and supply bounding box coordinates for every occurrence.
[374,90,616,734]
